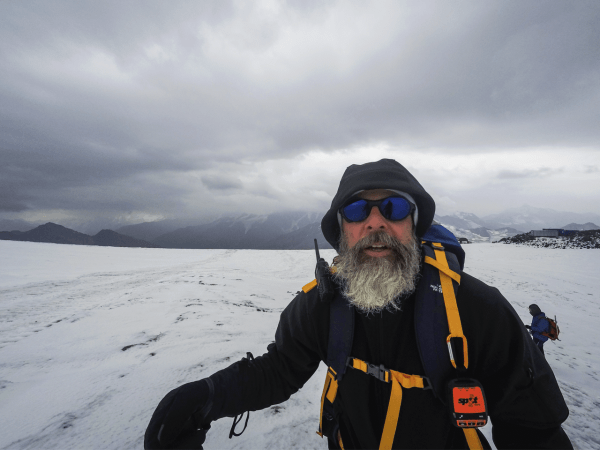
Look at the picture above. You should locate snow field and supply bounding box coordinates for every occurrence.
[463,245,600,449]
[0,241,598,449]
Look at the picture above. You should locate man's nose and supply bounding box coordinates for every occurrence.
[364,206,388,229]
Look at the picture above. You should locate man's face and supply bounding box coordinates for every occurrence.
[341,189,415,257]
[334,189,421,313]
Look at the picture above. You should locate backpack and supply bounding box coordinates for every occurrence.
[542,316,560,340]
[310,225,486,450]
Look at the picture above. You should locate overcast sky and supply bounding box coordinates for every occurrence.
[1,0,599,231]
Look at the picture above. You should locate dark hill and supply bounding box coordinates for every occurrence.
[498,230,600,248]
[13,222,93,245]
[560,222,600,231]
[116,219,193,242]
[0,230,23,240]
[154,220,253,249]
[0,223,158,248]
[92,229,161,248]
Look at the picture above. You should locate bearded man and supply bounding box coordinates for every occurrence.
[145,159,572,449]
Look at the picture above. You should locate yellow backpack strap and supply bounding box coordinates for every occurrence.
[348,358,427,450]
[317,367,338,437]
[425,242,469,370]
[317,367,346,450]
[337,430,345,449]
[302,279,317,293]
[425,243,484,450]
[463,429,484,450]
[379,370,428,450]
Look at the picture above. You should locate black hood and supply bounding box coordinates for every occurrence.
[321,159,435,251]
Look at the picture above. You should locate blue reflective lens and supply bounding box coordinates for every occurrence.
[342,200,369,222]
[341,197,413,222]
[381,197,412,220]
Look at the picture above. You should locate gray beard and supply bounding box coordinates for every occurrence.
[333,230,421,314]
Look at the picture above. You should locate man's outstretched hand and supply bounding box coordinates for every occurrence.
[145,379,212,449]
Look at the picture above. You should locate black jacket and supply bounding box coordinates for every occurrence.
[204,269,571,449]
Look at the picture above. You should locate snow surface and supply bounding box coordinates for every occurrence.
[0,241,598,449]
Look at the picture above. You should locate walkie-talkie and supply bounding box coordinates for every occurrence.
[314,239,335,302]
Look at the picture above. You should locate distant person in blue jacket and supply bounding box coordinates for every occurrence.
[526,304,550,354]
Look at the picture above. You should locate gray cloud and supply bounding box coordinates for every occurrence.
[201,174,243,191]
[0,0,599,227]
[497,167,564,179]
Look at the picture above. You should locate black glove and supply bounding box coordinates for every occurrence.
[145,379,214,449]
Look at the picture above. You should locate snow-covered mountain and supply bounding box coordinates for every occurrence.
[435,207,600,243]
[152,212,323,249]
[434,212,524,243]
[481,206,600,232]
[434,212,489,230]
[115,219,209,242]
[264,221,333,250]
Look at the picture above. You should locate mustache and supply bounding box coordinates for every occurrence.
[352,231,406,254]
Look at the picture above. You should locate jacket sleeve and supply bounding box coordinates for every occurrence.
[205,288,329,421]
[459,274,572,449]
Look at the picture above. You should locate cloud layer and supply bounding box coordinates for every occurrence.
[1,0,599,230]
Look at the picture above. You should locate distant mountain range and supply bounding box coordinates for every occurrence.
[436,206,600,234]
[0,214,332,250]
[560,222,600,231]
[114,219,207,242]
[0,223,159,248]
[150,212,331,250]
[1,206,599,249]
[434,207,600,243]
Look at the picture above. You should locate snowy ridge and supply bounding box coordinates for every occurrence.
[499,230,600,249]
[453,212,485,229]
[236,214,269,234]
[0,241,598,449]
[481,205,600,231]
[435,223,520,243]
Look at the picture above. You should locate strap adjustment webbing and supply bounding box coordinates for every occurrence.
[347,357,391,383]
[348,357,430,450]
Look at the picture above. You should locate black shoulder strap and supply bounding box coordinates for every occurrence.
[327,292,355,380]
[414,245,462,402]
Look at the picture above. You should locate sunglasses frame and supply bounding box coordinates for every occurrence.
[340,196,415,223]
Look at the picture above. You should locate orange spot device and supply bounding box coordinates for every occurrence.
[448,379,488,428]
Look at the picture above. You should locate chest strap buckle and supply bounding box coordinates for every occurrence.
[367,363,391,383]
[346,357,391,383]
